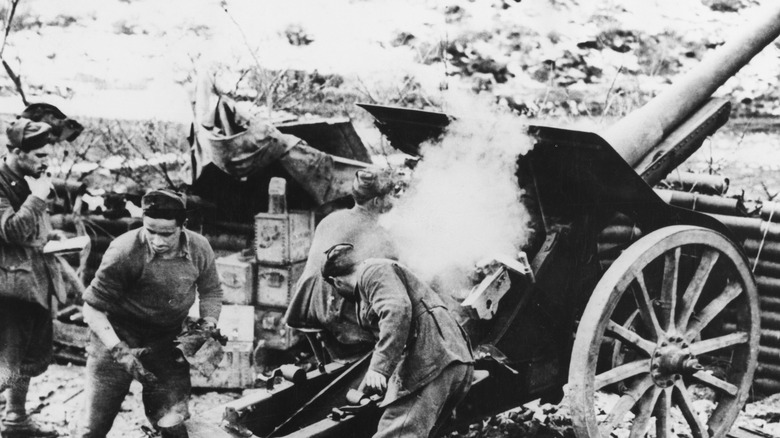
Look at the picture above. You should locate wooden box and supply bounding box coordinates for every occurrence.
[254,211,314,265]
[190,341,254,389]
[215,252,256,305]
[255,308,303,351]
[256,261,305,308]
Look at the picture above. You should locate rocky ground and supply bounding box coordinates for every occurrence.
[8,360,780,437]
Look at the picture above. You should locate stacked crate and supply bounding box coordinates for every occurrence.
[253,210,313,350]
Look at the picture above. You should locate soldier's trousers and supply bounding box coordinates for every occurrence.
[75,333,190,438]
[373,362,474,438]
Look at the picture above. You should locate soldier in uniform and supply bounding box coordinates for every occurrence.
[321,243,474,438]
[76,190,222,437]
[0,108,81,438]
[285,169,399,359]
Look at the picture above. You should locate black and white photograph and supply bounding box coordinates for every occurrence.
[0,0,780,437]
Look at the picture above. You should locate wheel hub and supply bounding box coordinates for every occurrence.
[650,335,701,387]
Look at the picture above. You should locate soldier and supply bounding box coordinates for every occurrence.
[0,110,82,438]
[321,243,474,438]
[76,190,222,437]
[285,169,399,359]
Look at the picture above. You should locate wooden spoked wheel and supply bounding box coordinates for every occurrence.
[569,226,759,438]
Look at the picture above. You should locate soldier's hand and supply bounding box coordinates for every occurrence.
[24,175,53,200]
[359,370,387,395]
[198,317,227,346]
[199,317,218,332]
[110,341,158,385]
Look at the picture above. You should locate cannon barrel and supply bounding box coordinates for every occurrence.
[601,3,780,167]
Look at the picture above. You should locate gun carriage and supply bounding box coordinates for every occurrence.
[188,5,780,438]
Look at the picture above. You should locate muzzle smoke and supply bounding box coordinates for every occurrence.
[381,93,535,295]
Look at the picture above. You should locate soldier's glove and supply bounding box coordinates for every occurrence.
[176,317,227,357]
[199,317,227,344]
[110,341,158,385]
[176,317,227,377]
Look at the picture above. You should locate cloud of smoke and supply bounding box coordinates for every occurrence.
[381,92,535,295]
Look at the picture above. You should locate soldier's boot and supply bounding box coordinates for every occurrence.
[1,414,58,438]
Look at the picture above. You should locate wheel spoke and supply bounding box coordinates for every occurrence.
[689,332,749,356]
[673,380,710,438]
[686,281,743,339]
[595,359,651,390]
[655,388,673,438]
[659,249,680,332]
[628,387,661,438]
[633,273,664,340]
[607,321,655,356]
[602,376,655,430]
[677,249,720,330]
[692,371,738,396]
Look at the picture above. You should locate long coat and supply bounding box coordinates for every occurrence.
[353,259,473,402]
[0,160,73,308]
[285,206,397,350]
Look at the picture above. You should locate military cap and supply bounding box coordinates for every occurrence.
[321,243,357,280]
[142,189,186,214]
[21,102,83,142]
[6,118,52,152]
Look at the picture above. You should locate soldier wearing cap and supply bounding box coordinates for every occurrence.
[320,243,474,438]
[285,168,399,360]
[77,189,223,438]
[0,107,81,438]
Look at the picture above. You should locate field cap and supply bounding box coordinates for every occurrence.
[6,118,52,151]
[142,189,186,214]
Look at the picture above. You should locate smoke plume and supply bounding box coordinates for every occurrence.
[381,93,535,295]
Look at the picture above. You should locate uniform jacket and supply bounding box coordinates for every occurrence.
[354,259,473,401]
[285,206,398,349]
[0,160,71,308]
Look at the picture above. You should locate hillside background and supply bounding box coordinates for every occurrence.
[0,0,777,198]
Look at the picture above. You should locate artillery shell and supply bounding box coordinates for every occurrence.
[752,378,780,394]
[759,295,780,312]
[659,172,729,196]
[706,215,780,240]
[761,331,780,346]
[50,214,142,236]
[743,240,780,260]
[755,362,780,377]
[761,201,780,222]
[597,242,626,255]
[598,225,643,242]
[751,259,780,277]
[604,211,636,226]
[759,329,780,346]
[655,189,743,215]
[756,276,780,293]
[759,346,780,365]
[760,313,780,330]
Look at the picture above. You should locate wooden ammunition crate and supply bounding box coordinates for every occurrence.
[256,261,305,308]
[189,341,254,389]
[255,308,303,350]
[254,211,314,265]
[215,252,256,305]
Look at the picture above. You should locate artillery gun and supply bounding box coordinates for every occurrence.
[188,4,780,438]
